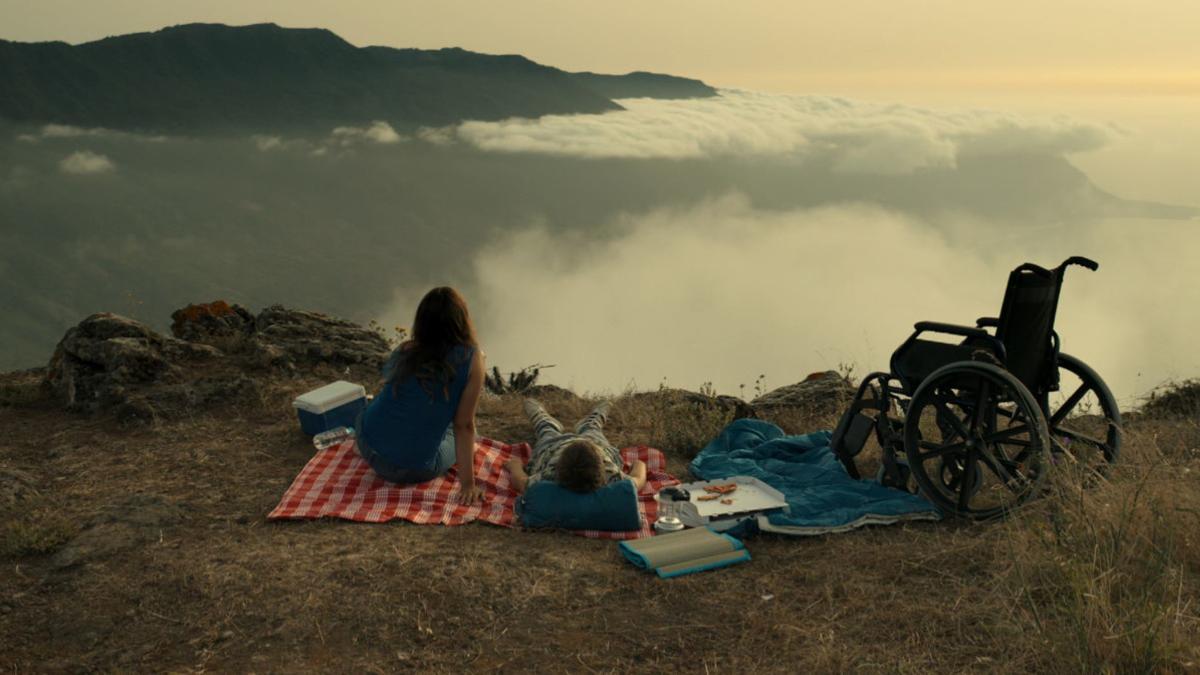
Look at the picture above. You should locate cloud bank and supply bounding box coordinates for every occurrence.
[419,196,1196,403]
[58,150,115,174]
[42,124,105,139]
[331,121,404,145]
[247,121,407,155]
[232,92,1118,181]
[16,124,167,144]
[253,135,284,151]
[434,90,1116,172]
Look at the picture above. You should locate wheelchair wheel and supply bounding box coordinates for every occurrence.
[904,361,1050,520]
[1048,353,1122,471]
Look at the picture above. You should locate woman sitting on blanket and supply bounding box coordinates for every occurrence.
[356,287,486,504]
[505,399,647,494]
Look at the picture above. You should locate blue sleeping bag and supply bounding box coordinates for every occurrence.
[689,419,939,535]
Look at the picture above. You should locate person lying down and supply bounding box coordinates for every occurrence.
[505,399,647,494]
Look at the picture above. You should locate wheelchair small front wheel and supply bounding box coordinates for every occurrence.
[875,458,917,494]
[904,361,1050,520]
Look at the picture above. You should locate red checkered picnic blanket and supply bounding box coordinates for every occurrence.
[268,437,679,540]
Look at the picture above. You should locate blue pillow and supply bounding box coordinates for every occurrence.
[516,478,642,531]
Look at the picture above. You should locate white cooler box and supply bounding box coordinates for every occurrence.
[293,380,367,436]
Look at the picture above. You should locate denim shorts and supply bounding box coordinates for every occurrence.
[355,411,456,484]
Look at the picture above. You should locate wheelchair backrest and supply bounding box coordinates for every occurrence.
[994,263,1066,395]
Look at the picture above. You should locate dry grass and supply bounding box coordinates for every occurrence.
[2,372,1200,672]
[988,411,1200,672]
[0,509,77,557]
[0,368,47,407]
[1140,379,1200,421]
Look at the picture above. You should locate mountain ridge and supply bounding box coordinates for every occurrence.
[0,22,717,134]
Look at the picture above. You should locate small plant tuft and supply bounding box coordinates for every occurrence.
[485,364,554,395]
[367,320,409,349]
[753,374,767,398]
[1141,379,1200,419]
[1,513,77,558]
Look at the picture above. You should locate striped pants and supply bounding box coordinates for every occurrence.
[523,399,622,481]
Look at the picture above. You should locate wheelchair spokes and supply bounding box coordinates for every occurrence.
[932,399,970,442]
[913,438,967,461]
[905,361,1049,520]
[1047,353,1122,473]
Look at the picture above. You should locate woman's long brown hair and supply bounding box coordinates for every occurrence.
[392,287,478,399]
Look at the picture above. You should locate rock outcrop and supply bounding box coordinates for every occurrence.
[45,313,222,415]
[629,387,756,420]
[44,304,390,419]
[751,371,856,414]
[170,301,255,344]
[252,305,390,370]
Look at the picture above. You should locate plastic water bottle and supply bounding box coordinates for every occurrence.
[313,426,355,450]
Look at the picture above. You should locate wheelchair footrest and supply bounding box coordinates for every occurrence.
[841,413,874,457]
[832,411,875,479]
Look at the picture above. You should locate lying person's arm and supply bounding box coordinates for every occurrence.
[504,458,529,494]
[627,459,647,492]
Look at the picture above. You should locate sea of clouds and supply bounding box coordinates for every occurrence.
[377,92,1190,403]
[17,90,1119,175]
[438,89,1118,171]
[6,89,1195,402]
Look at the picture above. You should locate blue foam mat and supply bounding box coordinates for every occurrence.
[619,528,751,578]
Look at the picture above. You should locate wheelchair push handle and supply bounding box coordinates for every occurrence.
[1014,256,1099,278]
[1060,256,1099,272]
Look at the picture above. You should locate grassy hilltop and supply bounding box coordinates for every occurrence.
[2,305,1199,672]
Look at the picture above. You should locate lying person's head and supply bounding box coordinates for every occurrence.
[556,440,608,493]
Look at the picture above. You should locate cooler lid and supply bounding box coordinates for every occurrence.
[293,380,366,414]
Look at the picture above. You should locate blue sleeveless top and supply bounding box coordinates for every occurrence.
[359,344,476,469]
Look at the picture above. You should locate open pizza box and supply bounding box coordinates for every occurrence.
[661,476,789,532]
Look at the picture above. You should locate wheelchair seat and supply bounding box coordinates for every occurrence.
[889,256,1097,398]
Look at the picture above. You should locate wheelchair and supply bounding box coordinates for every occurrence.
[831,256,1122,520]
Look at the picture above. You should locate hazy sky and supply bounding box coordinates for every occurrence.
[2,0,1198,96]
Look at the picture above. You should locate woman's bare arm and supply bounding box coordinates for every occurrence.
[628,459,647,492]
[453,348,486,504]
[504,458,529,495]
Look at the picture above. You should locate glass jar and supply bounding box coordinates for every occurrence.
[654,490,685,532]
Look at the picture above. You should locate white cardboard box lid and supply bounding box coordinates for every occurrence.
[292,380,366,414]
[671,476,789,527]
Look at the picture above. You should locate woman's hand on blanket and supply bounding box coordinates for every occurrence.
[503,458,529,495]
[458,482,485,504]
[628,459,648,492]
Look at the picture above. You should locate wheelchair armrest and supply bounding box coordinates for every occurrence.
[976,316,999,328]
[909,321,1007,362]
[912,321,989,339]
